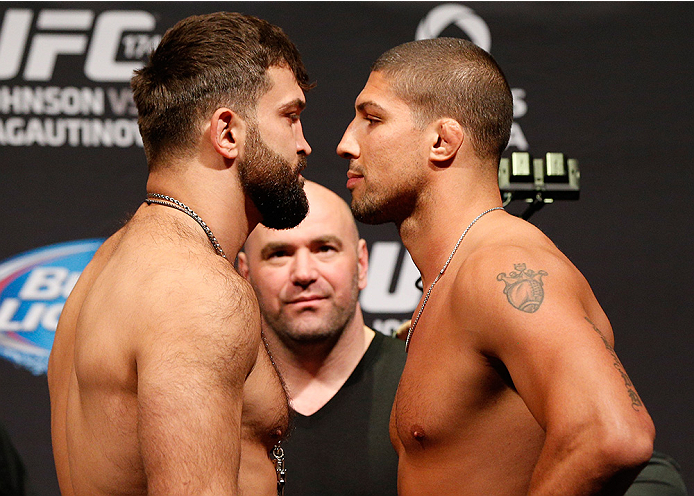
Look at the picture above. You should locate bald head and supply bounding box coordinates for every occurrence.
[238,180,368,347]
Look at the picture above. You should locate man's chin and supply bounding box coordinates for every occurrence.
[282,321,344,345]
[351,204,386,225]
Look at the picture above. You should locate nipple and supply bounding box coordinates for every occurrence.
[411,425,426,443]
[270,427,284,442]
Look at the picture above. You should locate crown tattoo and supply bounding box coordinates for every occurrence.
[497,263,548,313]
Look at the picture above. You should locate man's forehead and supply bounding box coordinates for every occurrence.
[249,210,353,256]
[252,228,342,257]
[261,232,341,249]
[355,71,407,112]
[257,213,342,245]
[262,66,305,102]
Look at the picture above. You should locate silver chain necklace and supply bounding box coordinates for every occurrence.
[144,193,227,259]
[405,206,504,352]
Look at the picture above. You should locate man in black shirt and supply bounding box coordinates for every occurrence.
[238,180,406,496]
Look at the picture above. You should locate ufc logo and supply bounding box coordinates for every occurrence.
[361,242,421,314]
[0,9,159,82]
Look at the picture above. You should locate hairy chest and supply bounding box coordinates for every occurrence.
[242,345,290,449]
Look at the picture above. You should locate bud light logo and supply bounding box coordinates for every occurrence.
[0,239,103,374]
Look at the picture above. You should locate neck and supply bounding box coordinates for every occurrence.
[264,307,374,416]
[145,160,259,260]
[398,169,503,287]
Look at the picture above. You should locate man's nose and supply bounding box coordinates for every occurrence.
[296,121,312,156]
[336,120,358,159]
[290,250,318,287]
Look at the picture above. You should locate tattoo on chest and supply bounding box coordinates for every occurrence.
[497,263,548,313]
[585,317,644,411]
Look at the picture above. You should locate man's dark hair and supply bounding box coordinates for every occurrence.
[372,37,512,162]
[131,12,311,169]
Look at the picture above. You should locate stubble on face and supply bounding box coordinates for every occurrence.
[349,160,420,226]
[239,123,309,230]
[257,271,360,349]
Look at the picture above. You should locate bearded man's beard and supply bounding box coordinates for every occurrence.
[239,128,309,230]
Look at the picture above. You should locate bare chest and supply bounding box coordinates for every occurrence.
[242,344,290,449]
[390,304,540,455]
[390,337,545,494]
[392,336,499,447]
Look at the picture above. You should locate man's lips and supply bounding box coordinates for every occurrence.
[346,170,363,189]
[285,295,326,305]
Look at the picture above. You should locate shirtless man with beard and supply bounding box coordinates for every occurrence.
[337,38,655,495]
[48,12,312,496]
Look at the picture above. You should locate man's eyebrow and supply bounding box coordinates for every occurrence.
[260,241,292,257]
[279,98,306,113]
[356,101,386,114]
[312,235,343,248]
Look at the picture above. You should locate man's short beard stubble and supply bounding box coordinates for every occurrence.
[350,177,418,226]
[351,194,390,225]
[239,124,309,230]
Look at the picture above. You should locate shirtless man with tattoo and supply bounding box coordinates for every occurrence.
[48,13,312,495]
[337,38,656,495]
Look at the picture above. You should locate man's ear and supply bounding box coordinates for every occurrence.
[429,118,464,166]
[210,107,246,160]
[357,238,369,291]
[237,251,250,279]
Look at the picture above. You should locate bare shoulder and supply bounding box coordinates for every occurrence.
[122,214,258,333]
[116,236,263,492]
[461,214,584,292]
[108,223,262,378]
[453,214,608,345]
[140,251,259,354]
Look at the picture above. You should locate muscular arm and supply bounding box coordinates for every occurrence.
[135,265,259,495]
[469,248,655,495]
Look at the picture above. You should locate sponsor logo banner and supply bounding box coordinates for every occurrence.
[0,239,103,374]
[0,7,162,148]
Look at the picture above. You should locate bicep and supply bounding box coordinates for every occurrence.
[499,310,642,432]
[478,258,648,433]
[135,290,258,494]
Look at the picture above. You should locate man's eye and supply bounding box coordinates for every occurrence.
[268,250,289,259]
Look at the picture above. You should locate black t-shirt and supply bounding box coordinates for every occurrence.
[0,423,33,496]
[281,332,406,496]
